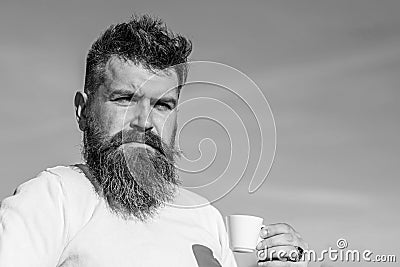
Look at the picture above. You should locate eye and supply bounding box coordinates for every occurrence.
[113,96,134,103]
[155,101,172,111]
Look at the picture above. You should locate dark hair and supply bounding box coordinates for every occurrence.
[84,14,192,97]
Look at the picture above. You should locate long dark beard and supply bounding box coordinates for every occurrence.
[82,116,180,221]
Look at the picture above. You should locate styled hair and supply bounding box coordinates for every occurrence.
[84,14,192,97]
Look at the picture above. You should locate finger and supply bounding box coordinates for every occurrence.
[258,260,293,267]
[262,245,300,261]
[260,223,295,239]
[257,233,301,250]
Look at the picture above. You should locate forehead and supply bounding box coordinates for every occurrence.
[103,57,179,97]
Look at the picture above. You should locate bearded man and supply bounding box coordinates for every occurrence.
[0,15,308,267]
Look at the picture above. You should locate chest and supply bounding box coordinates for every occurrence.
[57,208,222,267]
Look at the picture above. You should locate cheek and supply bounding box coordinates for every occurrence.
[153,112,177,143]
[95,104,128,136]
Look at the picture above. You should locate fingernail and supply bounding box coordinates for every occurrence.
[261,228,268,237]
[256,242,263,250]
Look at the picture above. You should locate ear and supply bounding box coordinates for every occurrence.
[74,91,88,131]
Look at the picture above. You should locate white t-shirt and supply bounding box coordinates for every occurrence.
[0,166,237,267]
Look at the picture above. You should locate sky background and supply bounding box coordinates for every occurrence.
[0,0,399,266]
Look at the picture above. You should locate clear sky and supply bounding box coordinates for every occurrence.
[0,1,399,266]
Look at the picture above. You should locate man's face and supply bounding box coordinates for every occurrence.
[82,57,181,221]
[90,57,179,148]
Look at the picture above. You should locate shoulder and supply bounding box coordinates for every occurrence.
[173,187,225,224]
[43,165,99,197]
[8,165,93,193]
[173,187,211,208]
[7,165,98,203]
[175,188,223,213]
[40,165,101,214]
[1,165,100,224]
[44,165,94,189]
[1,167,66,210]
[1,165,101,241]
[1,166,95,208]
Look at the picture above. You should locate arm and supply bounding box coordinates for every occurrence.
[0,171,68,266]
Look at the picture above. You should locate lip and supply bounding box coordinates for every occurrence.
[121,141,155,151]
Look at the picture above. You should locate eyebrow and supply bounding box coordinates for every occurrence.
[108,89,138,98]
[108,89,178,107]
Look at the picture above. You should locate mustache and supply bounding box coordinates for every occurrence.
[107,130,166,156]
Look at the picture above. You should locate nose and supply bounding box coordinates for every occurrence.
[130,99,153,132]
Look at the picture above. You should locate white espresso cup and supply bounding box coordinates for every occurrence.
[226,214,264,253]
